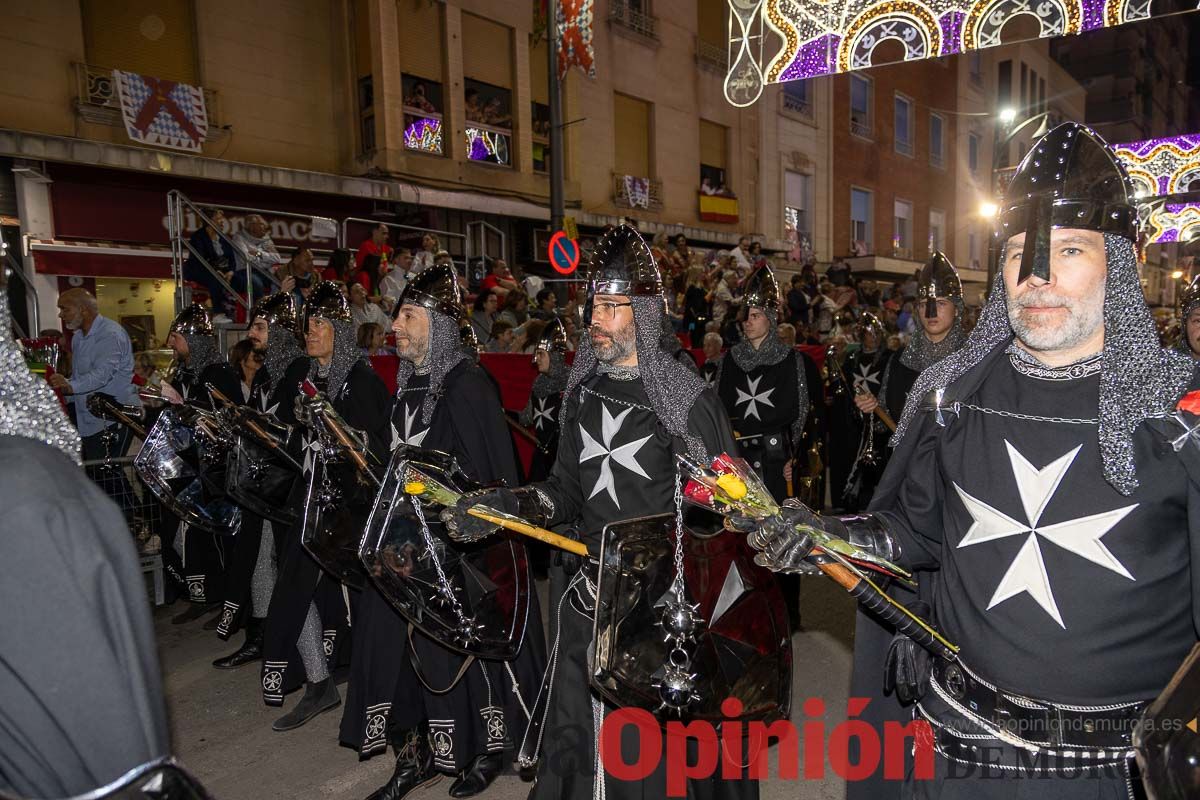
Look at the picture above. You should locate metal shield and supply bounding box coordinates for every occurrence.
[1134,642,1200,800]
[298,453,370,590]
[591,511,791,723]
[134,407,241,537]
[226,434,298,526]
[359,446,532,660]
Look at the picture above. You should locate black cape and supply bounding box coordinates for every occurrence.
[0,436,169,797]
[261,358,391,704]
[341,360,547,770]
[528,374,753,800]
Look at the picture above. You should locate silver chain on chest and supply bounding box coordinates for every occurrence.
[581,383,655,414]
[959,402,1099,426]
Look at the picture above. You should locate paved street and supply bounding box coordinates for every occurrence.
[160,576,857,800]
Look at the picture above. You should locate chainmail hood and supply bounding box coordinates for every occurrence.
[394,307,467,425]
[178,332,222,385]
[306,319,362,400]
[892,234,1195,495]
[563,295,710,460]
[263,323,306,394]
[0,287,81,463]
[899,300,967,372]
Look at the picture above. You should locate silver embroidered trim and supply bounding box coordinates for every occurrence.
[1007,344,1102,382]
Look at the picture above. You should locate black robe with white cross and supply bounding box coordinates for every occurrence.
[521,385,564,483]
[526,373,751,800]
[260,358,391,705]
[340,360,547,770]
[827,345,889,511]
[716,349,807,501]
[158,359,258,607]
[855,341,1200,796]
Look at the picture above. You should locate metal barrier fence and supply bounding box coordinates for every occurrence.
[82,454,163,551]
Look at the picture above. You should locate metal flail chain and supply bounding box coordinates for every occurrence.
[410,496,467,627]
[672,475,686,586]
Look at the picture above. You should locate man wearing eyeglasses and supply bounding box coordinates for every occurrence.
[444,225,749,800]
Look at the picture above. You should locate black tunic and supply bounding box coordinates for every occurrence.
[261,359,391,704]
[158,359,251,606]
[525,388,564,483]
[858,343,1200,795]
[340,360,547,770]
[528,374,751,800]
[0,437,169,797]
[716,350,806,501]
[214,364,280,639]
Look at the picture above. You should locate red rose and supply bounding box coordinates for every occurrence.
[1178,390,1200,415]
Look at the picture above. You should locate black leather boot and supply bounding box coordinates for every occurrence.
[447,753,503,798]
[364,728,440,800]
[271,678,340,732]
[212,617,263,669]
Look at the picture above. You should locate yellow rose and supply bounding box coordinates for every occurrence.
[715,473,747,501]
[403,481,426,495]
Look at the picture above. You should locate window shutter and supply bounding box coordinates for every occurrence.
[81,0,197,83]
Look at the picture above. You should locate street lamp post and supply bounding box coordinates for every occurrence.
[985,110,1052,289]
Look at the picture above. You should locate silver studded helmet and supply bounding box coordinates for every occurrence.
[917,251,963,318]
[895,123,1193,496]
[997,122,1140,284]
[581,224,662,326]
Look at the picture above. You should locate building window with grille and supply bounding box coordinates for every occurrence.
[782,81,811,117]
[785,171,811,241]
[851,187,873,254]
[462,13,513,166]
[850,75,872,138]
[929,208,946,254]
[614,93,658,209]
[398,0,446,157]
[930,113,945,168]
[531,35,551,172]
[699,120,729,194]
[893,199,913,257]
[894,94,913,156]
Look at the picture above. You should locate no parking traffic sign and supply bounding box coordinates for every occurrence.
[548,230,580,275]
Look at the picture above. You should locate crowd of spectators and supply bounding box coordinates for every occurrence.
[181,208,986,363]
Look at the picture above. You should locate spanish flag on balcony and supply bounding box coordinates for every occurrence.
[698,193,739,224]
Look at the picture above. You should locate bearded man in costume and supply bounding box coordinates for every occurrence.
[746,122,1200,799]
[212,291,308,668]
[260,281,391,732]
[348,264,545,800]
[444,225,752,800]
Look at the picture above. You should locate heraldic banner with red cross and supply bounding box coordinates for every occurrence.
[113,69,209,153]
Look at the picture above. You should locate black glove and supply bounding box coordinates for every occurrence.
[882,600,934,705]
[441,487,518,543]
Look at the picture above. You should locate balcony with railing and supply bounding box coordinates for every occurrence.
[73,62,224,137]
[895,137,913,157]
[612,173,663,211]
[610,0,658,41]
[850,113,872,139]
[696,38,727,72]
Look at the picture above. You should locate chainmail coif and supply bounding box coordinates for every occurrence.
[306,319,362,400]
[899,299,967,372]
[563,296,710,461]
[179,332,222,382]
[892,234,1195,495]
[263,323,306,394]
[0,289,81,463]
[393,308,466,425]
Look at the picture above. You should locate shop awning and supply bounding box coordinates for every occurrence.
[29,239,174,279]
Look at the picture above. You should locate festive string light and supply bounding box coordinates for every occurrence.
[735,0,1185,94]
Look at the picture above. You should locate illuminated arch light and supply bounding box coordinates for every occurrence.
[1112,135,1200,199]
[1104,0,1156,26]
[962,0,1081,51]
[838,3,942,72]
